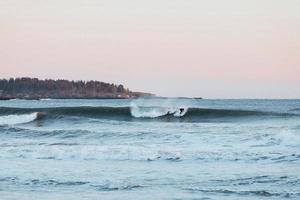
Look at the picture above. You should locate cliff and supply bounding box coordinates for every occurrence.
[0,78,154,100]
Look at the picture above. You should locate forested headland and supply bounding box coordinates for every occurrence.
[0,78,153,100]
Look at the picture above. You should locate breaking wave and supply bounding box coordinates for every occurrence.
[0,112,39,125]
[130,105,188,118]
[0,106,297,123]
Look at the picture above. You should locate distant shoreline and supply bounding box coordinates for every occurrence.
[0,96,203,101]
[0,97,145,101]
[0,77,154,100]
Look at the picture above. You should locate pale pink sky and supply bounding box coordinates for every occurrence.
[0,0,299,98]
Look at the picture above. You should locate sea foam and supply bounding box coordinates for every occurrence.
[0,112,38,125]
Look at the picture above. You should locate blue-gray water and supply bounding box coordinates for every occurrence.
[0,99,299,200]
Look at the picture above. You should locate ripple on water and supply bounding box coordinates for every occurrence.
[184,188,300,198]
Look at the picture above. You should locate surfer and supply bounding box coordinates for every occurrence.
[179,108,185,115]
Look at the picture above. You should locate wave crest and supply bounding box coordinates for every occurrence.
[130,105,187,118]
[0,106,297,122]
[0,112,38,125]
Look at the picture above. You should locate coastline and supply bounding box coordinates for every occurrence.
[0,78,154,100]
[0,96,203,101]
[0,96,151,101]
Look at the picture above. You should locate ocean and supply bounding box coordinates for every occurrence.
[0,99,299,200]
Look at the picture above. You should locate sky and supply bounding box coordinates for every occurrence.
[0,0,299,98]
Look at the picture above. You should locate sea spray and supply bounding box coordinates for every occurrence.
[130,103,173,118]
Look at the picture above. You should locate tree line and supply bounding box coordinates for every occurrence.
[0,78,151,99]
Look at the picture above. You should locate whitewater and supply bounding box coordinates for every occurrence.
[0,98,299,200]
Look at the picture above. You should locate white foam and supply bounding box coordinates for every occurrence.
[40,98,52,101]
[0,112,38,125]
[130,104,188,118]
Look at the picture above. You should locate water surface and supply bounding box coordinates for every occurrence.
[0,99,299,199]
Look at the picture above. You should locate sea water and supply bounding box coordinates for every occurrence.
[0,99,299,200]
